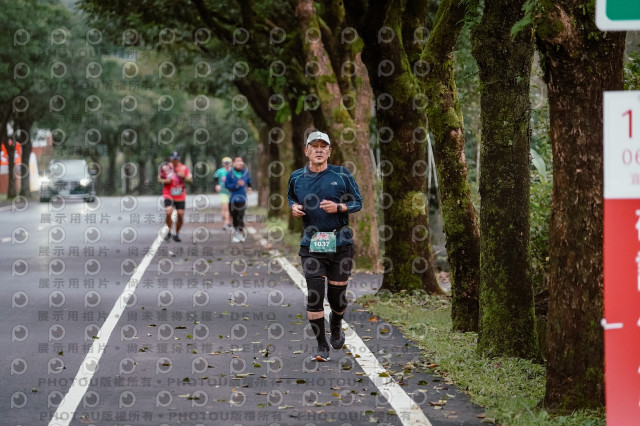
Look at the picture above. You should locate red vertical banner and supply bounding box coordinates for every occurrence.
[603,92,640,425]
[603,200,640,424]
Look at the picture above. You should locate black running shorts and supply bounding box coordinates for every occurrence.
[299,244,354,282]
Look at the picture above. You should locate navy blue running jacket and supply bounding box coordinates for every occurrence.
[287,164,362,247]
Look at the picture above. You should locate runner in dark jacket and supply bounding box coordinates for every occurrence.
[224,156,252,242]
[287,131,362,361]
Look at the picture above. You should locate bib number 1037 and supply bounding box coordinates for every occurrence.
[309,232,337,253]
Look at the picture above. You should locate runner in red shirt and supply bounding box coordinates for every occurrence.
[158,151,192,242]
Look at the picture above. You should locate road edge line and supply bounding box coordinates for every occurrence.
[48,228,167,426]
[248,227,433,426]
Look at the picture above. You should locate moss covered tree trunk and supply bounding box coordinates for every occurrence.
[235,80,283,214]
[471,0,538,358]
[346,0,441,293]
[535,1,626,412]
[297,0,381,270]
[423,0,480,331]
[268,131,282,218]
[277,120,295,220]
[256,124,270,209]
[288,100,312,235]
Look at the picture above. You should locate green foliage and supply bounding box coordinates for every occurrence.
[358,293,605,425]
[0,0,78,120]
[0,0,261,195]
[511,0,537,38]
[624,50,640,90]
[460,0,483,31]
[530,172,551,293]
[529,76,552,295]
[454,25,481,187]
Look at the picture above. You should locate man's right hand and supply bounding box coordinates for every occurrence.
[291,204,305,217]
[237,179,245,187]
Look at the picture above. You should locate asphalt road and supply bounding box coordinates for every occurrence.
[0,194,484,426]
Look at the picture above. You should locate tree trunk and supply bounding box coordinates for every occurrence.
[106,143,117,196]
[424,0,480,331]
[350,0,441,293]
[277,120,295,220]
[288,100,311,235]
[471,0,538,358]
[290,103,311,170]
[535,2,626,412]
[19,138,32,198]
[268,130,281,218]
[16,120,34,198]
[297,0,381,271]
[4,138,17,199]
[257,124,270,209]
[137,158,147,194]
[349,52,380,271]
[235,80,282,213]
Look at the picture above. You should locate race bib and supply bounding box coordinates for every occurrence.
[309,232,336,253]
[170,187,183,196]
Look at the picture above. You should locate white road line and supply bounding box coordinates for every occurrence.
[48,228,167,426]
[247,227,432,426]
[1,237,10,243]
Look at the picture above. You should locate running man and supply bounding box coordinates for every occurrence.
[158,151,192,242]
[214,157,233,231]
[287,131,362,361]
[224,156,252,243]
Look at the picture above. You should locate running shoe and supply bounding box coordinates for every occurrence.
[314,344,330,362]
[329,312,345,350]
[164,232,172,242]
[173,234,181,242]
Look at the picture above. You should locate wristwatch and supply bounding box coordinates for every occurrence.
[337,204,343,213]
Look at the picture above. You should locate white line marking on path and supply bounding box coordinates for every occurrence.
[48,228,167,426]
[248,227,432,426]
[1,237,10,243]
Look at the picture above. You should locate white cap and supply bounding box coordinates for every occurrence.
[305,131,331,147]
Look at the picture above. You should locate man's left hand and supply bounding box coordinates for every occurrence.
[320,200,341,213]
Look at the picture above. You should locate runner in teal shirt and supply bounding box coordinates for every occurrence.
[214,157,233,230]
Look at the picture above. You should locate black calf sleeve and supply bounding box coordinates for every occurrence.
[309,317,328,345]
[306,277,326,312]
[327,283,348,313]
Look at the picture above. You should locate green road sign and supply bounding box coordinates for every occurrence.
[607,0,640,20]
[597,0,640,30]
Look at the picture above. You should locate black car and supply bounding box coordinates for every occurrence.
[40,159,96,202]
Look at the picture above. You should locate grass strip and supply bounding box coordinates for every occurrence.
[357,293,605,426]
